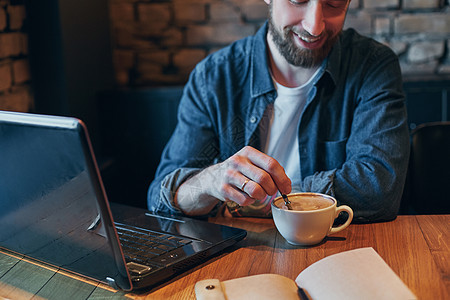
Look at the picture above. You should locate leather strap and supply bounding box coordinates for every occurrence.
[194,279,226,300]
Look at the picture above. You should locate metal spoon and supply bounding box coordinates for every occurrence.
[280,192,292,210]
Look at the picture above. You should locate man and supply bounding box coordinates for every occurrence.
[147,0,410,223]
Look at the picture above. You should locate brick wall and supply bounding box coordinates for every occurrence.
[109,0,450,87]
[0,0,32,112]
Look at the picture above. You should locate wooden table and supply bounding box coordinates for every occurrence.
[1,215,448,299]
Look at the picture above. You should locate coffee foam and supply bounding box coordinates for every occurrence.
[277,195,334,211]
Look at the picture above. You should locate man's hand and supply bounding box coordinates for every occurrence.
[175,146,292,215]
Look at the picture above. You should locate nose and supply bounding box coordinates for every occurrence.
[302,1,325,37]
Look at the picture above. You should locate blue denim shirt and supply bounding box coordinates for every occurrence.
[148,22,410,223]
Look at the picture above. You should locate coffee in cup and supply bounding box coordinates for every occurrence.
[280,194,333,211]
[271,192,353,246]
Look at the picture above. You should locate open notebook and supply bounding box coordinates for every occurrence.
[195,247,416,300]
[0,110,246,291]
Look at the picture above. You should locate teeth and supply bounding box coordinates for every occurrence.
[295,32,320,43]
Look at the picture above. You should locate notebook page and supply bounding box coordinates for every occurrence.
[295,247,416,300]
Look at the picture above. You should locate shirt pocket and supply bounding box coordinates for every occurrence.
[319,138,348,170]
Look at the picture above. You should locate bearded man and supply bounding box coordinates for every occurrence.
[147,0,410,223]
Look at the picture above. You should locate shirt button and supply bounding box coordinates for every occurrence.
[250,116,257,123]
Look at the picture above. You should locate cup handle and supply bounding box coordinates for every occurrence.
[329,205,353,235]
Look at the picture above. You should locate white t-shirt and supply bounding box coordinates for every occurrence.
[264,69,321,190]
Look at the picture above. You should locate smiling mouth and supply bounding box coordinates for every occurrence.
[293,31,322,43]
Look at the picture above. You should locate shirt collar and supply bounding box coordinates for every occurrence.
[250,22,276,99]
[322,32,343,86]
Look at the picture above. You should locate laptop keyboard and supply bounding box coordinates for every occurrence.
[114,222,192,270]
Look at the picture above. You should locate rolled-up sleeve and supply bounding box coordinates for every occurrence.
[148,167,200,214]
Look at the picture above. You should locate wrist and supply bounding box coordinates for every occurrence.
[174,170,220,216]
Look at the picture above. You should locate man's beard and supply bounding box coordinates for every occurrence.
[268,16,340,68]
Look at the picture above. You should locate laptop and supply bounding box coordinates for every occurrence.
[0,110,246,291]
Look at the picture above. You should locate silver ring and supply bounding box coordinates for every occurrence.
[240,179,250,191]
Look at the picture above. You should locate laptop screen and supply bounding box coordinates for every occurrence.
[0,111,247,291]
[0,112,131,289]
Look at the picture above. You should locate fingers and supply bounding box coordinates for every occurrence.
[222,168,266,203]
[207,146,292,207]
[238,176,268,200]
[235,146,292,195]
[220,182,256,207]
[218,146,291,204]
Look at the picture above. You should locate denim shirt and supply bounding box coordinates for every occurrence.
[147,22,410,223]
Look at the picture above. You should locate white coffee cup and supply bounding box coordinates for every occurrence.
[271,192,353,246]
